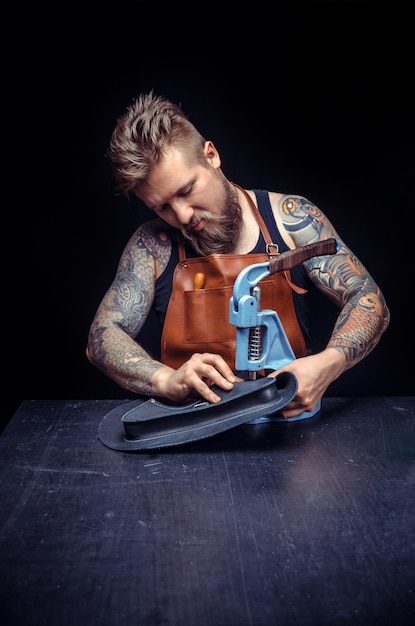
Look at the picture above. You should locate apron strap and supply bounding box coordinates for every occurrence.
[232,182,279,255]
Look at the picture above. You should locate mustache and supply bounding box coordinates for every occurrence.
[183,210,215,232]
[181,211,213,233]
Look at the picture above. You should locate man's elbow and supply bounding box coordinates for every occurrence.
[382,305,391,335]
[85,344,95,365]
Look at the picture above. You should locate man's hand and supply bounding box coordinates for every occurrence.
[151,353,243,404]
[267,348,346,418]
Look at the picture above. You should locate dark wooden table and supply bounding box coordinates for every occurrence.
[1,397,414,626]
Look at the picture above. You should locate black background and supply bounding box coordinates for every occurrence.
[2,1,413,431]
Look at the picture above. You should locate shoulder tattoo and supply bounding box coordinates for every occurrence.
[134,219,172,270]
[278,195,332,246]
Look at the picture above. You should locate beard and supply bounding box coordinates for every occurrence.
[179,179,243,256]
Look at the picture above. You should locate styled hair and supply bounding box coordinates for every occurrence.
[108,91,206,196]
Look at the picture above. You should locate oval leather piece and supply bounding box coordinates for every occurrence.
[98,372,298,451]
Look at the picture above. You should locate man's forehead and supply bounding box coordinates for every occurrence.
[136,150,194,206]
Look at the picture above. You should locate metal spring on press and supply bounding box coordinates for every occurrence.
[248,326,263,360]
[248,286,263,361]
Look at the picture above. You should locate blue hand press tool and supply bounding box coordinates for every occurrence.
[229,238,339,423]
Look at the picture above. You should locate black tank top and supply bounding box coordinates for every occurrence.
[153,189,313,351]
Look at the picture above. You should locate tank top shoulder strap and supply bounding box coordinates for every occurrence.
[251,189,289,255]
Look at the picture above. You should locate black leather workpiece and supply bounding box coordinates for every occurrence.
[0,396,414,626]
[98,372,297,451]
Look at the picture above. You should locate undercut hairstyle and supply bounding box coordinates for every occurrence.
[108,91,206,196]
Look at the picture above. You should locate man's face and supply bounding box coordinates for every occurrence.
[136,143,242,255]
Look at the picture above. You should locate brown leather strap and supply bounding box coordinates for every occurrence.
[179,241,186,262]
[232,182,278,252]
[269,238,338,274]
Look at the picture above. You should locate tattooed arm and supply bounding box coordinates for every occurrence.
[86,219,236,403]
[270,194,390,418]
[86,220,169,395]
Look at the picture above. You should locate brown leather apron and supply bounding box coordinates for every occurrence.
[160,185,308,370]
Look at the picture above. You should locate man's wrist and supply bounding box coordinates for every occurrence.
[151,364,174,397]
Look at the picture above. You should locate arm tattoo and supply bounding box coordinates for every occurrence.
[278,195,390,366]
[88,219,173,395]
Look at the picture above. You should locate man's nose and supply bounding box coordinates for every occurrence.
[171,200,194,225]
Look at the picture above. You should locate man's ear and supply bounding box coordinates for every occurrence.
[203,141,221,168]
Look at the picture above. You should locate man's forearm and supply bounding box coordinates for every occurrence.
[87,327,163,396]
[327,289,390,369]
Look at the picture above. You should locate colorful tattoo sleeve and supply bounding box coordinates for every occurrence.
[278,195,390,365]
